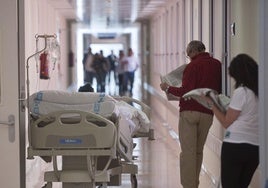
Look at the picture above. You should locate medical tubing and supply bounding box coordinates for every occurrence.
[26,34,57,108]
[95,126,117,176]
[35,37,39,73]
[95,157,113,177]
[85,116,117,178]
[52,149,60,181]
[86,155,96,184]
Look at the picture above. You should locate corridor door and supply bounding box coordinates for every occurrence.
[0,0,24,187]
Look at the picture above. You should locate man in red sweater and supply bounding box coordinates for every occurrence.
[160,40,222,188]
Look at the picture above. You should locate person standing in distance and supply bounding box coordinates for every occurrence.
[160,40,222,188]
[107,50,118,86]
[117,50,127,96]
[124,48,139,97]
[82,47,95,85]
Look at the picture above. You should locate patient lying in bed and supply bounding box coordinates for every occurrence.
[28,90,151,137]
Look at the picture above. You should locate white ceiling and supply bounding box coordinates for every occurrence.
[47,0,167,29]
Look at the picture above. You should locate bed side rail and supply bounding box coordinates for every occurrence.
[28,110,117,158]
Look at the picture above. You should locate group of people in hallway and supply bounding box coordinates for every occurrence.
[82,47,139,96]
[160,40,259,188]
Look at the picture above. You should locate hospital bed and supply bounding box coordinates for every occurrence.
[27,90,153,188]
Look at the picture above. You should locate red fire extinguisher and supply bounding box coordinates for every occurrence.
[39,51,50,79]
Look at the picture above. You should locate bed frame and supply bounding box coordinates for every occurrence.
[27,96,154,188]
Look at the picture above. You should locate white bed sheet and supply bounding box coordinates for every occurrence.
[28,90,150,136]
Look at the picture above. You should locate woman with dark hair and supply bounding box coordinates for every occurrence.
[228,54,258,96]
[205,54,259,188]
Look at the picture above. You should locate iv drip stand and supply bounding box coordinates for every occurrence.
[26,34,56,145]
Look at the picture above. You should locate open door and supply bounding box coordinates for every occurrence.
[0,0,25,187]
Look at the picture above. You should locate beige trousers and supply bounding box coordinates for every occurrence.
[179,111,213,188]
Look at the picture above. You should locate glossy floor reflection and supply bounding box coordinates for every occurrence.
[108,110,217,188]
[110,116,181,188]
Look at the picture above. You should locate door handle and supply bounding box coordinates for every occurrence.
[0,115,15,126]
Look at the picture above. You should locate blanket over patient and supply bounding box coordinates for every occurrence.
[28,90,151,136]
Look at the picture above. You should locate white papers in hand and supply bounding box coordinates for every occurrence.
[182,88,230,112]
[160,64,187,101]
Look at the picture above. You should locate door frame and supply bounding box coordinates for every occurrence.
[18,0,26,187]
[259,0,268,187]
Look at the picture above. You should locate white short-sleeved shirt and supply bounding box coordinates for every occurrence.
[223,86,259,146]
[125,56,139,72]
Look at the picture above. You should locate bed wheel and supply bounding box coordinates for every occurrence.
[41,182,52,188]
[131,174,138,188]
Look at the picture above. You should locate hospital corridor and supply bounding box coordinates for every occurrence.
[1,0,268,188]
